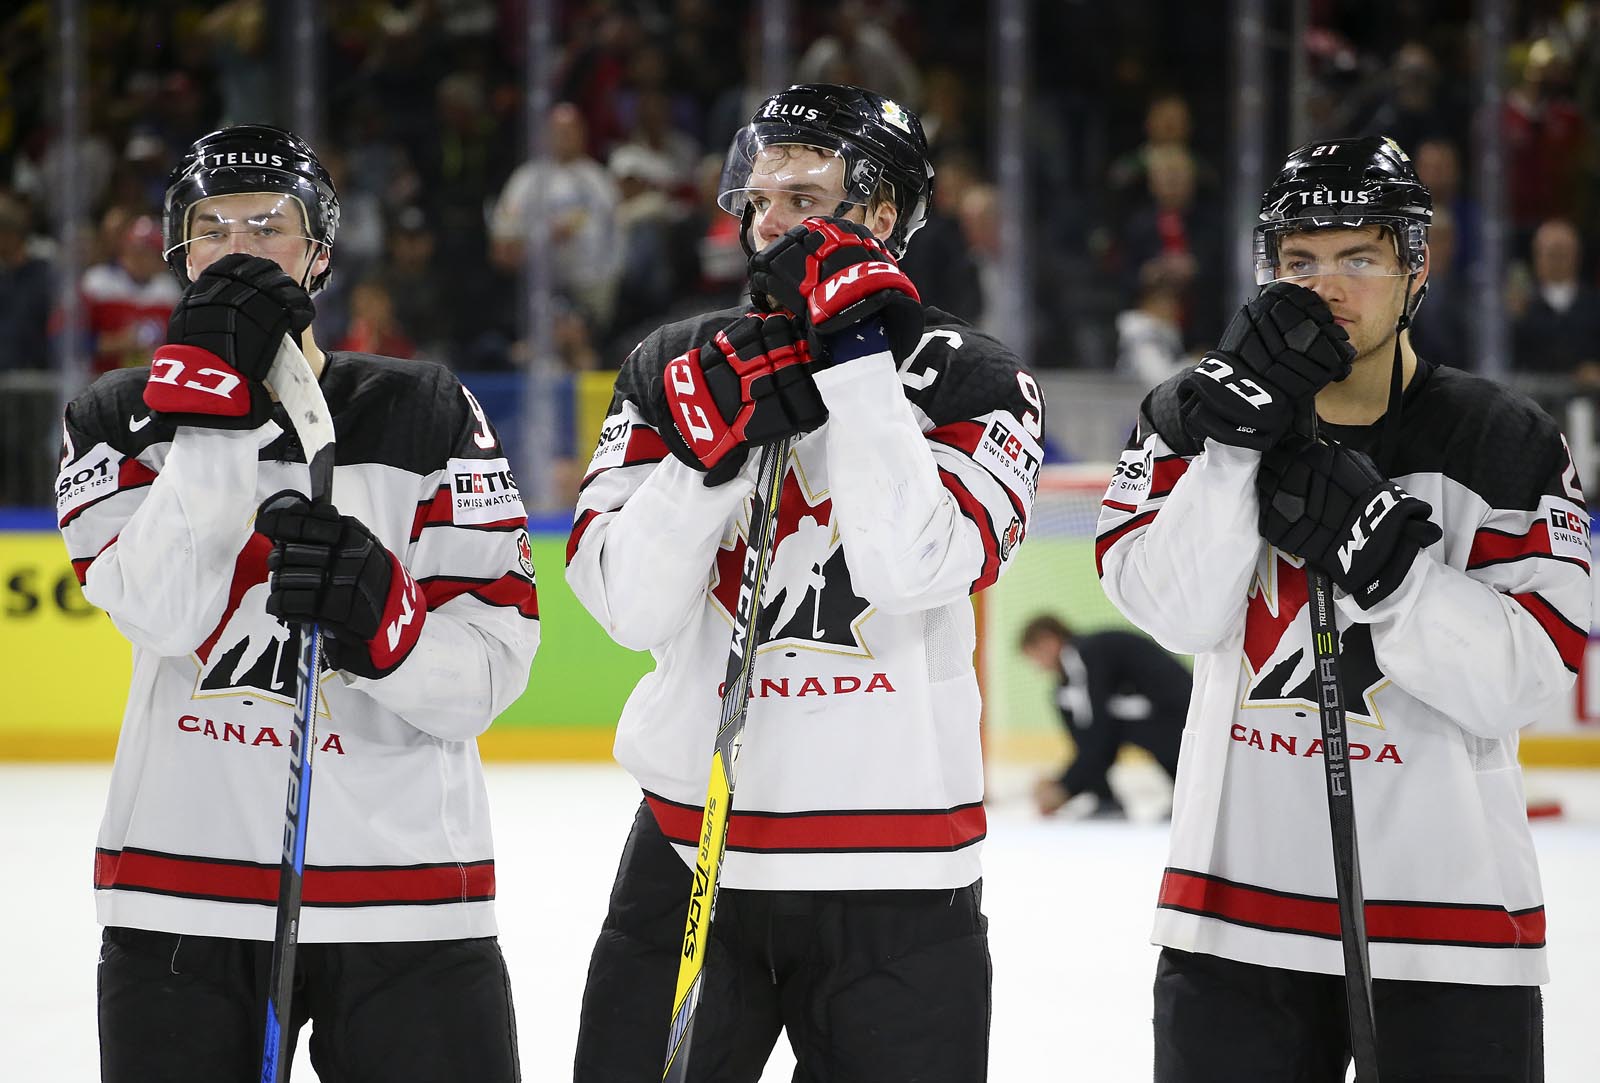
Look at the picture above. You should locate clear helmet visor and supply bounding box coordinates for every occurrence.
[716,127,877,224]
[166,191,322,268]
[1254,217,1426,285]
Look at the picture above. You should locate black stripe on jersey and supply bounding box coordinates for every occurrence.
[1510,590,1586,673]
[1095,509,1157,576]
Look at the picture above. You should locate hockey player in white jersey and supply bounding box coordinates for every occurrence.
[1098,136,1587,1080]
[567,84,1043,1080]
[56,125,537,1081]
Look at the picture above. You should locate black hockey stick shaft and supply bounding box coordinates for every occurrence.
[1301,413,1380,1081]
[663,436,792,1083]
[259,336,336,1083]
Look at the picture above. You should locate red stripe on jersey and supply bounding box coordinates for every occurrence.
[420,574,539,619]
[646,794,988,854]
[1150,455,1189,499]
[1469,522,1554,567]
[938,467,1002,593]
[926,420,985,456]
[1510,591,1586,673]
[1095,510,1157,576]
[567,508,602,565]
[579,426,671,491]
[94,847,495,907]
[410,487,454,540]
[70,534,118,585]
[1158,868,1545,949]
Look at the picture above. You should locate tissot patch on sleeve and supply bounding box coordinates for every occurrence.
[1107,445,1155,505]
[1542,495,1591,564]
[55,442,122,522]
[447,456,522,524]
[585,401,645,475]
[973,410,1043,503]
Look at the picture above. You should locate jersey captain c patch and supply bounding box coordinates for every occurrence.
[448,456,521,524]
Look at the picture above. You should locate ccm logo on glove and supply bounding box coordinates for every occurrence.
[1337,488,1403,573]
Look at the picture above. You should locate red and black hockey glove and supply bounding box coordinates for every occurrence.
[256,490,426,678]
[1178,281,1354,450]
[661,312,827,486]
[144,253,315,430]
[748,216,924,364]
[1257,436,1441,608]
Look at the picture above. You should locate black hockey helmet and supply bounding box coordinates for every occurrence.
[163,124,340,291]
[718,83,934,257]
[1255,136,1432,290]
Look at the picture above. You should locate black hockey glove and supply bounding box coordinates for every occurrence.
[661,312,827,487]
[256,491,426,679]
[1178,281,1354,450]
[145,253,315,430]
[1257,436,1442,608]
[748,216,924,364]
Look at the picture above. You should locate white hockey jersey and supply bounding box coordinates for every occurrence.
[57,354,539,943]
[567,306,1042,891]
[1098,361,1589,986]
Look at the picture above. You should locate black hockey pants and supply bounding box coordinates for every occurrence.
[97,927,520,1082]
[574,799,992,1082]
[1154,946,1544,1082]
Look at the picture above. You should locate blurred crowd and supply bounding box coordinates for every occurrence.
[6,1,1600,492]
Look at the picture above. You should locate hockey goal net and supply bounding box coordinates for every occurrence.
[977,463,1138,764]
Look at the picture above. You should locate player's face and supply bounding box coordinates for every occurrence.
[179,192,329,287]
[746,145,868,248]
[1272,226,1426,363]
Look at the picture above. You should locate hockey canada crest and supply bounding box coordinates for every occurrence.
[711,461,873,655]
[1241,549,1388,726]
[191,533,324,708]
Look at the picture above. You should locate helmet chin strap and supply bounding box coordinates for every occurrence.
[1377,269,1419,474]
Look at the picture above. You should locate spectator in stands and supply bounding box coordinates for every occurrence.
[376,205,451,361]
[1361,43,1468,154]
[1409,205,1471,369]
[609,144,687,337]
[0,191,52,372]
[958,181,1003,338]
[1106,92,1215,229]
[1412,137,1479,279]
[1115,256,1190,387]
[898,147,982,323]
[796,1,922,108]
[1505,39,1589,243]
[337,277,416,359]
[1511,217,1600,385]
[1019,614,1185,820]
[1117,144,1223,349]
[81,215,179,375]
[491,102,621,335]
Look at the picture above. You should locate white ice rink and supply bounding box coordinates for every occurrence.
[4,762,1598,1081]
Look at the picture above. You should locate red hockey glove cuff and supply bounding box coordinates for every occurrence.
[144,344,274,429]
[661,313,826,486]
[748,216,924,362]
[257,490,427,678]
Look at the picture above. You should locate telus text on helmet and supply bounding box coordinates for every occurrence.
[761,102,823,123]
[1296,188,1374,206]
[203,152,288,168]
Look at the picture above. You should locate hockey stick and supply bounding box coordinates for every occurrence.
[258,334,336,1083]
[1301,417,1381,1081]
[663,435,793,1083]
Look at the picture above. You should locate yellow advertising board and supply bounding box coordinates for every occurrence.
[0,532,129,758]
